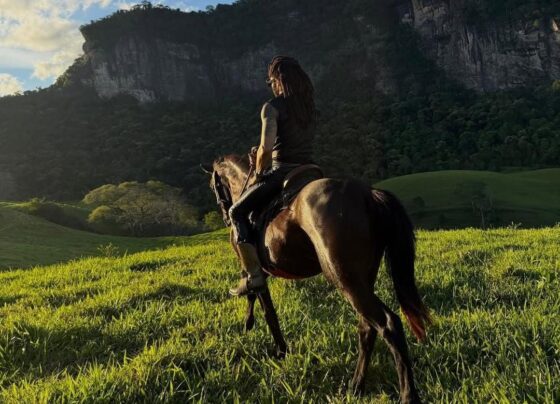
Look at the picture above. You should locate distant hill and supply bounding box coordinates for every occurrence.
[0,204,184,269]
[375,169,560,229]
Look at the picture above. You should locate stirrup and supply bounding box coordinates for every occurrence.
[229,275,267,297]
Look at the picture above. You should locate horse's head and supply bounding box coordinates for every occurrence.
[201,154,251,227]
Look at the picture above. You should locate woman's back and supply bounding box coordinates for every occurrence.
[268,95,315,166]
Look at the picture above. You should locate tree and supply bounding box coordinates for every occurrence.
[133,1,153,11]
[204,211,224,231]
[84,181,199,236]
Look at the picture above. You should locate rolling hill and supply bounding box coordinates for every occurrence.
[374,169,560,229]
[1,167,559,270]
[0,204,184,269]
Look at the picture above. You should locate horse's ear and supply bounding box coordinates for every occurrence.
[200,163,213,175]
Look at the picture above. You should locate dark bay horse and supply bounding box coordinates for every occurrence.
[205,154,431,403]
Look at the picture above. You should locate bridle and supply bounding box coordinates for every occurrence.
[211,171,232,227]
[210,160,254,227]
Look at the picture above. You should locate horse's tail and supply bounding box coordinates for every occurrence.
[370,188,432,341]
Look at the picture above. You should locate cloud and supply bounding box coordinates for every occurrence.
[0,73,23,96]
[0,1,208,84]
[117,1,200,12]
[0,14,78,52]
[0,0,116,81]
[0,47,51,69]
[117,1,136,10]
[33,48,83,79]
[172,1,201,12]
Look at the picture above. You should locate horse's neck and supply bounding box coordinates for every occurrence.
[225,160,250,202]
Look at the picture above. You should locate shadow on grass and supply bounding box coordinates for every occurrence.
[0,283,224,386]
[44,287,101,308]
[421,268,545,316]
[85,282,223,320]
[128,259,176,272]
[0,294,26,307]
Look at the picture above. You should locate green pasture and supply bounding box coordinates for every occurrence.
[0,204,182,269]
[374,168,560,229]
[0,226,558,402]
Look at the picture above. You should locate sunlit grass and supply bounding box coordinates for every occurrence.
[0,227,558,402]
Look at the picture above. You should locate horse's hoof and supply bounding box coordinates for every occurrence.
[275,350,286,360]
[270,346,286,360]
[404,394,422,404]
[349,380,365,396]
[401,391,422,404]
[244,317,255,332]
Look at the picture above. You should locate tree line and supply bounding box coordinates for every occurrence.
[1,80,558,215]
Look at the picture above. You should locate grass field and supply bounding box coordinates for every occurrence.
[0,226,558,403]
[0,204,183,269]
[374,168,560,229]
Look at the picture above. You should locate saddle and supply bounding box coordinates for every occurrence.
[248,164,323,271]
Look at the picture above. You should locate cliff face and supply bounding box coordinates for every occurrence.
[404,0,560,90]
[82,36,213,103]
[72,1,560,103]
[80,35,279,103]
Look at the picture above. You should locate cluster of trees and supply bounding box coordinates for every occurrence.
[83,180,199,236]
[317,83,560,180]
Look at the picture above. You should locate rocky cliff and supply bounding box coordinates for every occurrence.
[77,34,283,103]
[67,1,560,103]
[403,0,560,91]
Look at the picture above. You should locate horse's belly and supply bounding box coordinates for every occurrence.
[264,210,321,279]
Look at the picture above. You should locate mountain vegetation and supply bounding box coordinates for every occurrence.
[0,1,558,216]
[1,80,558,214]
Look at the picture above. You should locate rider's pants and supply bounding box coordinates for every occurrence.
[228,165,293,244]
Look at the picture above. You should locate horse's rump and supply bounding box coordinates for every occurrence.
[257,185,323,279]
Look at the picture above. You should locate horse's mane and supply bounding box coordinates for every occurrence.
[215,154,250,173]
[213,154,251,195]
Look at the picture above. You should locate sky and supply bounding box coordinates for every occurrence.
[0,0,235,96]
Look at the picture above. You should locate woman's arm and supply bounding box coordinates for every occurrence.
[256,102,279,177]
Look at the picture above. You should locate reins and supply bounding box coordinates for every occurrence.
[240,163,255,196]
[211,158,255,226]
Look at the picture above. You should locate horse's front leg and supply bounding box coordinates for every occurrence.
[244,293,257,332]
[257,288,287,358]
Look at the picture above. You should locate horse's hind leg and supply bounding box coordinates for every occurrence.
[347,289,420,404]
[350,316,378,395]
[257,288,287,358]
[244,293,257,332]
[350,248,384,394]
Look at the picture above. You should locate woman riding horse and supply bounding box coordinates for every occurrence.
[228,55,317,296]
[207,56,431,403]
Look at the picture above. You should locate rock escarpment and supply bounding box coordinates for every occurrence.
[400,0,560,90]
[78,35,280,103]
[69,1,560,103]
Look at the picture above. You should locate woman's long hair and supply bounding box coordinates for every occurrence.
[268,56,317,130]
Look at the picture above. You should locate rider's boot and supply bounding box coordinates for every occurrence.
[229,243,267,296]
